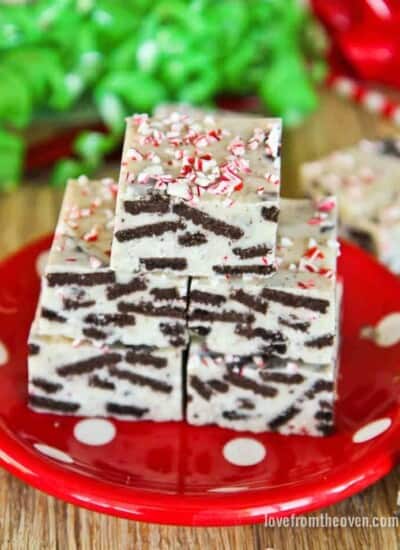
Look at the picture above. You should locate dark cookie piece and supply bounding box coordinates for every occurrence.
[118,301,186,319]
[223,371,278,397]
[150,287,180,301]
[115,221,185,241]
[305,334,334,349]
[109,366,173,393]
[213,265,275,276]
[232,244,271,259]
[41,308,66,323]
[222,410,250,421]
[259,371,305,385]
[28,343,40,356]
[279,316,310,332]
[304,379,334,399]
[31,378,62,394]
[173,202,244,239]
[191,308,255,324]
[106,278,147,300]
[63,298,95,310]
[47,272,115,287]
[57,352,122,376]
[190,289,226,307]
[261,205,279,222]
[140,258,187,271]
[178,232,208,247]
[190,375,212,400]
[124,195,170,215]
[106,402,149,418]
[230,289,267,314]
[235,325,287,354]
[89,374,115,390]
[29,394,80,413]
[207,379,229,393]
[159,323,186,347]
[269,405,300,431]
[84,313,136,327]
[82,327,107,340]
[125,351,167,369]
[262,288,329,314]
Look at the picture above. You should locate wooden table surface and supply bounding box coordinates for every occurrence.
[0,91,399,549]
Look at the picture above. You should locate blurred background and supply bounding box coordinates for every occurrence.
[0,0,399,250]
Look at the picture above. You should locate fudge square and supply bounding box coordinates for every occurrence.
[300,138,400,274]
[186,341,336,436]
[188,198,339,365]
[110,112,282,277]
[28,318,183,421]
[39,177,189,348]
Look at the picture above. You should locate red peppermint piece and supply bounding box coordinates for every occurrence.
[83,227,99,242]
[298,280,315,289]
[304,246,325,260]
[317,198,336,212]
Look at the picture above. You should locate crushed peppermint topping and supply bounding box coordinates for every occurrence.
[265,173,280,185]
[253,356,265,368]
[83,226,99,242]
[89,256,102,269]
[298,280,316,289]
[228,136,246,157]
[123,113,281,201]
[304,246,325,261]
[281,237,294,247]
[127,147,144,161]
[316,197,336,212]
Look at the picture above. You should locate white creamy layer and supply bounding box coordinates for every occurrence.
[186,342,335,436]
[28,330,183,422]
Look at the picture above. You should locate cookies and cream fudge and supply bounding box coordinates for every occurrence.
[154,103,237,119]
[110,112,282,276]
[186,341,336,436]
[300,138,400,274]
[28,322,183,421]
[188,198,339,364]
[39,177,189,348]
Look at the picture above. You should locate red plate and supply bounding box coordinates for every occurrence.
[0,237,399,526]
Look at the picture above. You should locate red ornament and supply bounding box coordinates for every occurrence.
[312,0,400,88]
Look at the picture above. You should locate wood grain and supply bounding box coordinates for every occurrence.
[0,91,399,549]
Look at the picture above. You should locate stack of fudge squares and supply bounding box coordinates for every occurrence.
[28,109,341,436]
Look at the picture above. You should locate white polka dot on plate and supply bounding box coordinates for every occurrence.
[36,250,50,277]
[353,418,392,443]
[34,443,73,463]
[0,341,8,366]
[73,418,116,446]
[375,313,400,347]
[223,437,266,466]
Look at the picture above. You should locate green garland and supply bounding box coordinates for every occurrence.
[0,0,326,190]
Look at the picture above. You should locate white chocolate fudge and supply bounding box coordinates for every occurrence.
[188,198,339,364]
[186,341,336,436]
[154,103,237,119]
[28,326,183,421]
[301,139,400,274]
[39,177,189,348]
[110,112,282,276]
